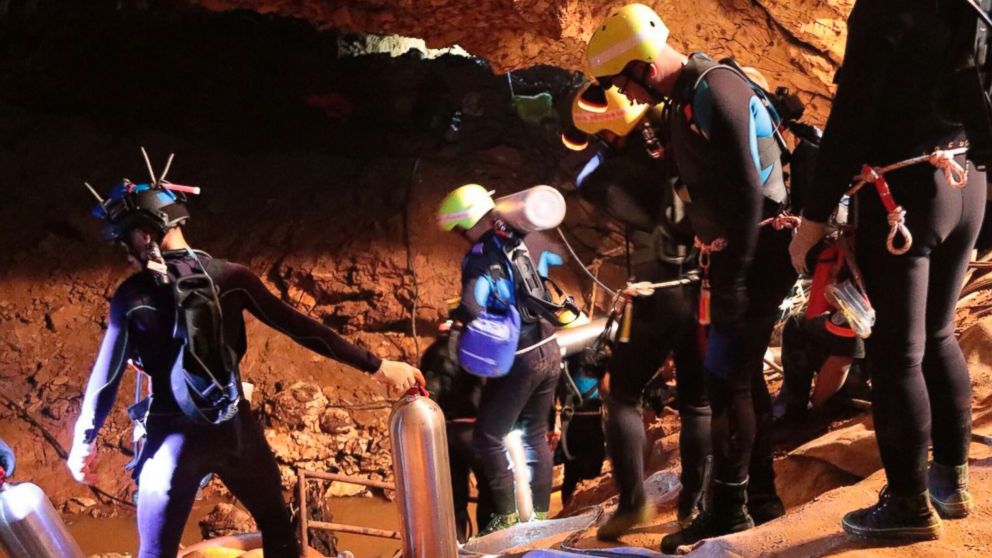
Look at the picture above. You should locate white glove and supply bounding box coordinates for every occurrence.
[67,440,98,485]
[789,219,827,274]
[372,360,426,393]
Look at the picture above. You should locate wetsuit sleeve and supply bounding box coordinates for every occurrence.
[804,0,908,222]
[225,263,382,373]
[73,292,133,445]
[702,70,767,329]
[452,255,489,324]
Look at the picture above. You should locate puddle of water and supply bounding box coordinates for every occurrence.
[64,496,223,555]
[322,496,401,558]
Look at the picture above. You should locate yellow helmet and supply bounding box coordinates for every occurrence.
[572,83,650,136]
[437,184,495,232]
[586,3,670,80]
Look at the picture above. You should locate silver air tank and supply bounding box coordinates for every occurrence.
[0,478,85,558]
[556,317,617,358]
[389,391,458,558]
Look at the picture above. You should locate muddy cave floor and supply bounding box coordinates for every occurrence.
[66,342,992,558]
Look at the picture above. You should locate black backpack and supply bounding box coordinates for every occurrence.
[168,256,241,425]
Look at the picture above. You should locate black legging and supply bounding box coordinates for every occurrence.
[606,260,710,513]
[856,157,985,496]
[473,337,561,516]
[135,403,298,558]
[705,227,796,489]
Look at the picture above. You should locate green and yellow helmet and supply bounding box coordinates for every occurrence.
[437,184,496,232]
[586,3,670,81]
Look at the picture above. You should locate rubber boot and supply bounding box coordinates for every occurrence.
[841,488,942,540]
[929,462,972,519]
[748,405,785,526]
[598,397,653,541]
[747,455,784,526]
[476,512,519,537]
[596,504,653,541]
[661,478,755,554]
[677,454,713,528]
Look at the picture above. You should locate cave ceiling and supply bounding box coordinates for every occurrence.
[192,0,855,123]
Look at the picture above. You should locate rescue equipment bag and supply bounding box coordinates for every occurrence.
[457,305,521,378]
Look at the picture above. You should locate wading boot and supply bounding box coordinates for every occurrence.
[841,488,942,540]
[596,504,653,541]
[661,479,754,554]
[477,512,519,537]
[929,462,972,519]
[677,455,713,528]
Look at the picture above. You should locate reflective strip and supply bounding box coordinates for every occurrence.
[438,208,476,224]
[573,108,630,124]
[589,28,664,74]
[515,333,558,355]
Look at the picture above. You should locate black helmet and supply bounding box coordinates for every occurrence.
[87,149,197,241]
[92,179,190,241]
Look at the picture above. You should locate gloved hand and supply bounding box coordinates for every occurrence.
[373,360,427,393]
[0,438,15,478]
[67,439,98,485]
[789,219,827,274]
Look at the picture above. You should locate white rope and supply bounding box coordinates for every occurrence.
[622,274,700,298]
[886,206,912,256]
[847,147,969,196]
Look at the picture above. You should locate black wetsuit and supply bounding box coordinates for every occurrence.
[75,250,382,558]
[576,142,711,518]
[420,335,494,541]
[805,0,986,497]
[454,232,561,519]
[667,57,798,497]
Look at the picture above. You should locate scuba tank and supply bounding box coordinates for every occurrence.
[494,185,566,234]
[0,470,85,558]
[389,389,458,558]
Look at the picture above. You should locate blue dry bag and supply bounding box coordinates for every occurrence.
[457,305,521,378]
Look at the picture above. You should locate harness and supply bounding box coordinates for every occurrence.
[490,232,582,327]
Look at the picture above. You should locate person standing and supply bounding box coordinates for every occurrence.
[790,0,986,539]
[438,184,562,536]
[584,5,797,550]
[68,166,423,558]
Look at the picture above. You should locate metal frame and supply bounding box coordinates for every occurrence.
[297,469,402,550]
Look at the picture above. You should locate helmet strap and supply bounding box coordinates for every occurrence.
[123,235,171,286]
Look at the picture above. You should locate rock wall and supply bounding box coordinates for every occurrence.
[0,4,586,510]
[190,0,855,124]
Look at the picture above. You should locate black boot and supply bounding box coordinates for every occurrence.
[841,488,942,540]
[746,459,784,525]
[661,478,754,553]
[677,454,713,528]
[929,462,972,519]
[748,406,784,526]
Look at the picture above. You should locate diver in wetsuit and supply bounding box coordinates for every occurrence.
[563,84,711,539]
[789,0,987,540]
[66,167,424,558]
[585,5,798,550]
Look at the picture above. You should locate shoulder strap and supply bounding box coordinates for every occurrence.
[204,258,226,280]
